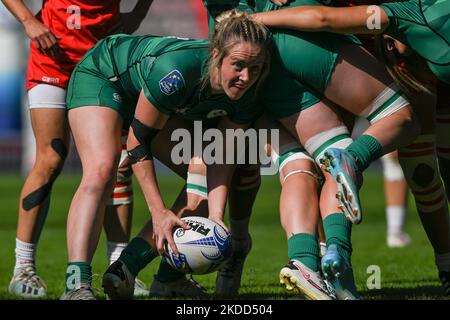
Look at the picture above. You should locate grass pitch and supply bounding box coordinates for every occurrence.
[0,172,448,300]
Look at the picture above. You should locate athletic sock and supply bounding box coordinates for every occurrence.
[107,241,127,266]
[14,238,36,275]
[155,259,185,282]
[346,135,382,172]
[386,206,406,235]
[65,262,92,292]
[288,233,320,272]
[118,237,158,277]
[323,213,352,262]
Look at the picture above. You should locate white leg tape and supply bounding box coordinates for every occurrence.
[304,126,353,165]
[186,173,208,198]
[282,169,322,185]
[363,83,409,124]
[108,132,133,206]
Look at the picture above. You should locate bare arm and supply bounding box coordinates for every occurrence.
[2,0,59,52]
[252,5,390,35]
[207,117,249,227]
[129,90,189,256]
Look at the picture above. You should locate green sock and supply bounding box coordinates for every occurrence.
[288,233,320,272]
[65,262,92,292]
[346,134,382,172]
[323,213,352,262]
[155,259,185,282]
[119,237,158,277]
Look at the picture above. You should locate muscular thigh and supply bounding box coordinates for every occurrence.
[325,44,394,115]
[68,107,123,165]
[279,99,349,146]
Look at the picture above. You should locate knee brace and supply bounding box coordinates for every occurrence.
[272,142,323,185]
[304,126,353,166]
[231,164,261,191]
[186,172,208,199]
[399,134,447,212]
[362,83,410,124]
[108,133,133,206]
[381,153,405,182]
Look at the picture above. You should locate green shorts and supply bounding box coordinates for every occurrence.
[66,54,137,128]
[260,54,322,120]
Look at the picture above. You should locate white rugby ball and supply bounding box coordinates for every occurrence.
[163,216,232,275]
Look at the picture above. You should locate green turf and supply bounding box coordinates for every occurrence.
[0,172,448,300]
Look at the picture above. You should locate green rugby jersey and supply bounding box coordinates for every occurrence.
[380,0,450,83]
[70,34,262,123]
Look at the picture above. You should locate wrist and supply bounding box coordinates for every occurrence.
[209,212,224,220]
[20,13,35,26]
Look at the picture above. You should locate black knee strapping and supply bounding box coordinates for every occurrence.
[127,118,160,164]
[51,138,68,161]
[22,182,53,211]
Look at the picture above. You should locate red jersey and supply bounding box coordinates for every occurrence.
[27,0,121,90]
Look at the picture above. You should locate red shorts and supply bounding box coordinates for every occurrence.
[26,0,120,91]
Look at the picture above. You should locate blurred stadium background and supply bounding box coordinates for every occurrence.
[0,0,208,174]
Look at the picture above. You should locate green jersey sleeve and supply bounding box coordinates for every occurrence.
[141,49,203,115]
[380,0,450,73]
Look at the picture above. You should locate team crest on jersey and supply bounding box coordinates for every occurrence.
[159,70,185,96]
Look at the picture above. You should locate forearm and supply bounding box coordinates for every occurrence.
[253,6,330,31]
[207,163,235,221]
[132,160,166,213]
[1,0,35,26]
[253,5,388,35]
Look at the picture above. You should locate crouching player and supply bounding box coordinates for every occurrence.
[62,11,271,299]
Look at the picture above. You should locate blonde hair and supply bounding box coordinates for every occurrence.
[375,35,435,96]
[202,9,272,93]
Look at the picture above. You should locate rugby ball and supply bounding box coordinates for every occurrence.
[163,216,232,275]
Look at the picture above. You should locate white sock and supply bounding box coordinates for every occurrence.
[14,238,36,275]
[435,252,450,272]
[229,217,251,241]
[386,206,406,235]
[107,241,128,265]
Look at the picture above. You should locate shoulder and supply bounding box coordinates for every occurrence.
[142,43,209,110]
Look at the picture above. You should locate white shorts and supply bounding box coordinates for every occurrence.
[28,84,67,109]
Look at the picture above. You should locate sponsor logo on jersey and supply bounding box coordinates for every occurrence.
[159,70,185,96]
[42,76,60,84]
[206,109,227,119]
